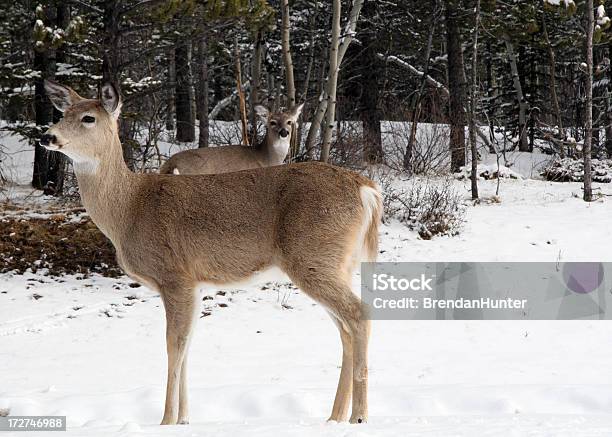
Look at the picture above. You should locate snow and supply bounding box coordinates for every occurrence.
[543,0,576,9]
[456,163,524,180]
[3,125,612,436]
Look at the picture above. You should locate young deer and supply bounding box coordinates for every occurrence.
[159,104,304,175]
[41,80,381,425]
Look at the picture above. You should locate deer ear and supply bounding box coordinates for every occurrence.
[100,82,122,119]
[255,105,269,121]
[44,79,82,112]
[290,103,304,121]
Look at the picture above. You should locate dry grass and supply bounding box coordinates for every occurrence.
[0,213,121,277]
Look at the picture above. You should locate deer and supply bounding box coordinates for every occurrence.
[159,104,304,175]
[40,80,381,426]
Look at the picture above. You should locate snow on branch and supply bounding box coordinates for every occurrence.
[377,53,450,97]
[209,81,250,119]
[543,0,576,8]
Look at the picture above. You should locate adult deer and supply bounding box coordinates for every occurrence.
[160,104,303,175]
[40,80,381,425]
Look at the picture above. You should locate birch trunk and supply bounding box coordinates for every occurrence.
[305,0,364,160]
[234,38,249,146]
[249,30,263,144]
[319,0,341,162]
[281,0,299,159]
[281,0,296,107]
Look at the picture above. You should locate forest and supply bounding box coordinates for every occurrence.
[2,1,612,436]
[1,0,610,201]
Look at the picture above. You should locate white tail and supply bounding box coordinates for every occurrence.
[160,104,304,175]
[41,80,381,425]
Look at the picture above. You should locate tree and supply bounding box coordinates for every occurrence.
[305,0,364,161]
[31,2,80,194]
[503,34,529,152]
[468,0,481,200]
[319,0,341,163]
[281,0,298,159]
[32,5,56,192]
[403,1,441,172]
[196,33,210,148]
[175,40,195,143]
[359,0,383,164]
[584,0,594,201]
[445,0,466,172]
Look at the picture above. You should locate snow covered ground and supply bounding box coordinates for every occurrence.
[2,130,612,436]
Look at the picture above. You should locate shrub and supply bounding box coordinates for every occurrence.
[541,158,612,182]
[367,166,466,240]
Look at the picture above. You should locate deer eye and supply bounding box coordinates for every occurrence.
[269,120,277,126]
[287,120,293,125]
[81,115,95,123]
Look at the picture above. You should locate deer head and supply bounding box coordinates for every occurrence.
[255,103,304,144]
[40,80,122,172]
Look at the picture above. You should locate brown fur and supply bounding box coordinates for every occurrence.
[42,80,380,425]
[159,105,303,175]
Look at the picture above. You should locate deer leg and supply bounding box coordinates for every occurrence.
[284,267,368,424]
[177,353,190,424]
[327,311,353,422]
[348,314,370,424]
[160,286,197,425]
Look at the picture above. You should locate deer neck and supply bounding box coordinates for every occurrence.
[260,131,290,164]
[72,133,137,241]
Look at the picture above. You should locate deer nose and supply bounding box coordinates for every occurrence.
[279,128,289,138]
[39,134,57,146]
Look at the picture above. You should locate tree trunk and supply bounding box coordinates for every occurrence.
[234,37,249,146]
[542,17,565,157]
[32,47,54,190]
[485,41,496,151]
[503,36,529,152]
[320,0,342,162]
[32,4,62,193]
[305,47,328,159]
[404,1,440,171]
[281,0,298,159]
[445,0,466,172]
[468,0,481,200]
[175,40,195,143]
[606,39,612,157]
[360,0,383,164]
[165,48,175,131]
[102,0,135,167]
[297,10,317,160]
[584,0,593,201]
[306,0,365,160]
[197,34,209,148]
[46,2,68,195]
[102,0,120,83]
[281,0,296,108]
[249,30,263,144]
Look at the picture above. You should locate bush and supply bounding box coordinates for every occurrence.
[455,163,523,181]
[367,166,466,240]
[541,158,612,183]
